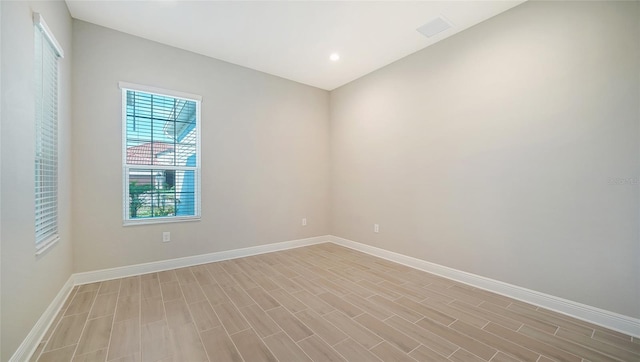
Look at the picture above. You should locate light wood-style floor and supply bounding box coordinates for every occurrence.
[32,243,639,362]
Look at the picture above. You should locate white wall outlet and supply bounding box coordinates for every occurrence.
[374,224,379,233]
[162,232,170,242]
[302,218,307,226]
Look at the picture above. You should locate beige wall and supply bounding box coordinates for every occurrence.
[0,1,74,360]
[330,1,640,318]
[71,21,330,273]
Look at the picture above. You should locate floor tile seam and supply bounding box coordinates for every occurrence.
[290,310,350,348]
[462,321,545,362]
[87,303,118,321]
[532,305,627,340]
[239,303,285,338]
[366,339,386,351]
[380,281,433,301]
[545,336,626,362]
[407,342,448,358]
[370,340,421,362]
[149,272,173,362]
[506,305,596,337]
[203,265,256,361]
[68,283,101,360]
[550,329,637,362]
[137,277,143,362]
[30,342,46,362]
[392,312,460,353]
[446,299,521,329]
[102,283,121,362]
[317,290,364,318]
[355,294,397,318]
[569,322,628,343]
[210,324,247,362]
[328,334,350,347]
[532,307,603,330]
[72,316,116,359]
[271,287,312,314]
[37,342,79,358]
[447,346,462,358]
[480,302,560,335]
[176,269,217,362]
[259,296,282,312]
[447,318,459,327]
[158,271,177,284]
[351,312,422,352]
[486,350,500,361]
[375,293,457,325]
[252,327,284,341]
[141,277,163,300]
[436,299,496,325]
[590,333,640,354]
[250,328,299,362]
[206,270,255,320]
[228,324,283,362]
[37,287,78,360]
[450,346,493,362]
[62,293,98,318]
[418,315,504,359]
[104,302,141,360]
[492,323,585,362]
[406,342,424,355]
[381,313,395,323]
[291,331,341,362]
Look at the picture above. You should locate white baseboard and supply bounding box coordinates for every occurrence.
[9,277,75,362]
[329,235,640,338]
[73,235,330,285]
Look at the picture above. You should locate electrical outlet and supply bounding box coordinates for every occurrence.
[162,232,170,242]
[374,224,379,233]
[302,218,307,226]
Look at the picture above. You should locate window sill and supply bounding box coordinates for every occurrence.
[35,235,60,256]
[123,216,201,227]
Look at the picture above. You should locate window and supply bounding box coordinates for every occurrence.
[120,82,201,224]
[34,13,63,251]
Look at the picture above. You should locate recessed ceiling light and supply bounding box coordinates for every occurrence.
[329,53,340,62]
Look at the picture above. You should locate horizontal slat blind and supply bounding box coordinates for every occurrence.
[34,18,61,246]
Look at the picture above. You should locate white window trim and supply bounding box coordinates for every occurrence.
[118,82,201,102]
[33,12,62,254]
[33,13,64,59]
[36,235,60,256]
[120,82,202,226]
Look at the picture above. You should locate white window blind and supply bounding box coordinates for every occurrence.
[120,83,201,225]
[34,13,63,249]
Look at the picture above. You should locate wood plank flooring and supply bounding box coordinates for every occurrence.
[32,243,639,361]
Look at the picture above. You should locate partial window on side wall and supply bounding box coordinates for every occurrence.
[34,13,63,254]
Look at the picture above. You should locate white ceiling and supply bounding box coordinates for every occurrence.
[66,0,525,91]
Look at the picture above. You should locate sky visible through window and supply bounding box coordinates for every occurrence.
[126,91,187,153]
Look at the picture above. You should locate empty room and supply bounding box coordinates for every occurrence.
[1,0,639,361]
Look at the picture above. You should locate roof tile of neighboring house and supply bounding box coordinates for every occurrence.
[127,142,174,165]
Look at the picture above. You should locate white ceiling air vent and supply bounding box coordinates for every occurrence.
[417,16,453,38]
